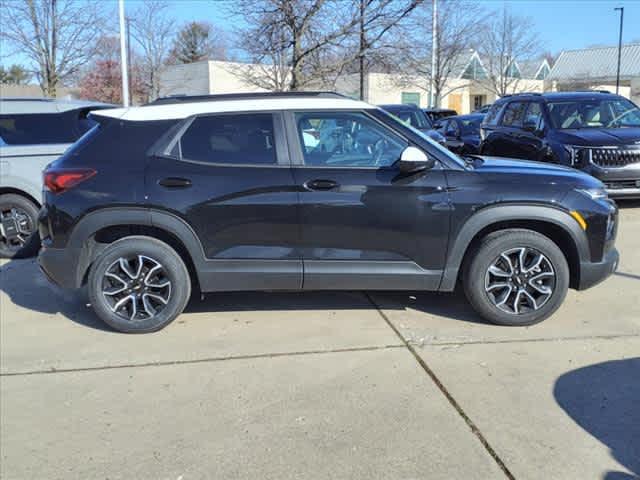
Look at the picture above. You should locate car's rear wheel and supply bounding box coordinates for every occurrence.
[87,236,191,333]
[464,229,569,326]
[0,193,40,259]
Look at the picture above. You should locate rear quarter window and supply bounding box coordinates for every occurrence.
[178,113,277,165]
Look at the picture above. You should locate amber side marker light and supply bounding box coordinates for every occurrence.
[570,211,588,231]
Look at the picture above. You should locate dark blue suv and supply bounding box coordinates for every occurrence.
[480,91,640,199]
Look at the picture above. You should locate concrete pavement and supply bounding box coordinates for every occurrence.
[1,202,638,479]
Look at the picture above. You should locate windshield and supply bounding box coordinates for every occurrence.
[384,107,432,129]
[547,98,640,129]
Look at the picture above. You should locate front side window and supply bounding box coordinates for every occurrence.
[501,102,527,127]
[295,112,407,168]
[386,108,431,129]
[179,113,276,165]
[547,98,640,129]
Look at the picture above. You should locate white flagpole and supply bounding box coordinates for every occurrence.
[119,0,130,107]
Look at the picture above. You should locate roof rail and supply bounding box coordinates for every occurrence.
[145,91,349,106]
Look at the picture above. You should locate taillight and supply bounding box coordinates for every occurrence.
[44,168,96,194]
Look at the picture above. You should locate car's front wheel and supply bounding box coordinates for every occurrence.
[88,236,191,333]
[464,229,570,326]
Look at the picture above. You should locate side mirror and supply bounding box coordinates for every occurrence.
[397,146,435,173]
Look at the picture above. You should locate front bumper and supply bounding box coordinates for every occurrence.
[577,247,619,290]
[583,162,640,199]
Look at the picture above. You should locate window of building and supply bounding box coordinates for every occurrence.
[461,56,487,80]
[505,62,522,79]
[179,113,276,165]
[295,112,407,168]
[401,92,421,106]
[535,63,551,80]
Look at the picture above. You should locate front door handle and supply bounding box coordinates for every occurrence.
[304,179,338,191]
[159,177,192,188]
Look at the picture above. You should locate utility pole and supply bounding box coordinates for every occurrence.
[614,6,624,95]
[430,0,437,108]
[359,0,366,101]
[119,0,130,107]
[126,17,132,106]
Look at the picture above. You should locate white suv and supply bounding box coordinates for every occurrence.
[0,98,110,257]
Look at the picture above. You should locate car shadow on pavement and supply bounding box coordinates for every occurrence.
[1,257,485,332]
[0,258,113,332]
[554,358,640,480]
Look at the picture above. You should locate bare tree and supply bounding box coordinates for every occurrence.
[130,0,175,101]
[395,0,487,106]
[0,0,107,96]
[339,0,420,100]
[231,0,367,91]
[476,6,540,97]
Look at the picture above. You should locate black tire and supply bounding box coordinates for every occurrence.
[0,193,41,259]
[463,229,569,326]
[87,236,191,333]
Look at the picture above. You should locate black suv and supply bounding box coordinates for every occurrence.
[480,91,640,199]
[38,92,619,333]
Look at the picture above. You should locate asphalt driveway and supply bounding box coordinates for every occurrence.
[1,202,638,480]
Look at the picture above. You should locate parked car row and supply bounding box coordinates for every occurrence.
[380,91,640,199]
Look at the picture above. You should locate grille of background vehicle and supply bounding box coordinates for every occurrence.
[589,147,640,168]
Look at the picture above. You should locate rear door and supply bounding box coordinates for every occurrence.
[286,110,450,291]
[145,111,302,291]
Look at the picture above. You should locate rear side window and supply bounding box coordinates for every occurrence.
[501,102,527,127]
[0,109,96,145]
[179,113,276,165]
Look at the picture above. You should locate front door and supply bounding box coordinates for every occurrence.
[145,111,302,291]
[287,110,450,290]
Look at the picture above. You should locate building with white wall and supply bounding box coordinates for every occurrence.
[158,53,550,114]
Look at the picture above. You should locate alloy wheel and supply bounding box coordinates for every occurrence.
[484,247,556,315]
[101,255,172,321]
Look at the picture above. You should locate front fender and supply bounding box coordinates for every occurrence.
[439,204,590,291]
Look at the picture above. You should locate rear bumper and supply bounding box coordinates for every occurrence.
[578,247,619,290]
[38,245,83,289]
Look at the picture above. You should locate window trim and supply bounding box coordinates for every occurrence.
[159,110,291,168]
[284,109,411,170]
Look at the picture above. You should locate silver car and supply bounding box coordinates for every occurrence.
[0,98,110,258]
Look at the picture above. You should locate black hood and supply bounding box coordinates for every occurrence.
[475,156,603,189]
[552,127,640,146]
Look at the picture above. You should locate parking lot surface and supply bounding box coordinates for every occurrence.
[1,203,639,480]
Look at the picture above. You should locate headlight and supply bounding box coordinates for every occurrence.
[575,187,608,200]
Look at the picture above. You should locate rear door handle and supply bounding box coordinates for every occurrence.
[159,177,192,188]
[304,179,338,191]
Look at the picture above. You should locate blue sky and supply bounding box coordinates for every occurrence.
[162,0,640,54]
[2,0,639,67]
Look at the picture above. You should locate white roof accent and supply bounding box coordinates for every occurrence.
[93,97,375,122]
